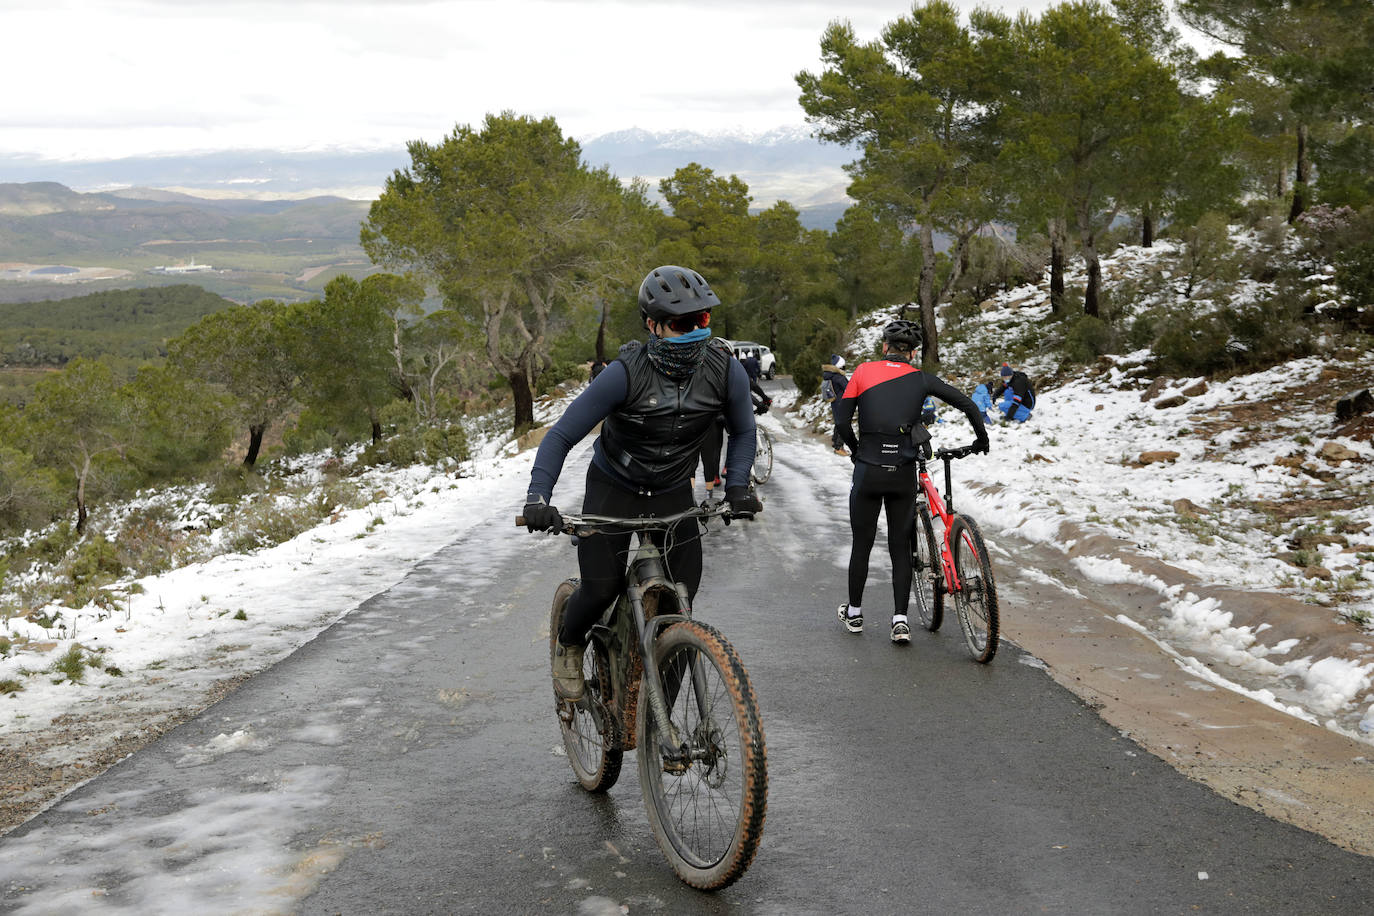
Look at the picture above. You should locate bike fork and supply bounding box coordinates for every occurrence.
[628,584,686,755]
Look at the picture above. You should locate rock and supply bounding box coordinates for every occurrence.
[1139,450,1181,465]
[1172,498,1208,517]
[1319,368,1342,381]
[1335,389,1372,422]
[1287,533,1348,550]
[1095,404,1105,412]
[1140,377,1171,402]
[1275,455,1306,469]
[1180,380,1208,397]
[1319,441,1361,463]
[1154,395,1189,409]
[1302,566,1334,580]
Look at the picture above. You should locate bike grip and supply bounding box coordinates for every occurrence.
[515,515,525,527]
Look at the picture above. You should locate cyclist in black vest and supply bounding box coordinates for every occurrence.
[834,319,989,643]
[523,266,763,699]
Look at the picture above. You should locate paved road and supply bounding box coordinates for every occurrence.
[3,400,1373,914]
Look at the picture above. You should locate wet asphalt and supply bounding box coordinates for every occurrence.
[3,387,1374,915]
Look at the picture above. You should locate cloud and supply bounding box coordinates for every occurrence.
[0,0,1047,160]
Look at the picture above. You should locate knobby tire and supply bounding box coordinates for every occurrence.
[550,579,623,791]
[637,620,767,890]
[751,428,774,485]
[911,507,943,631]
[949,515,1000,663]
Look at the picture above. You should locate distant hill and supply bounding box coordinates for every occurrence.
[0,284,236,369]
[0,183,370,258]
[0,126,856,229]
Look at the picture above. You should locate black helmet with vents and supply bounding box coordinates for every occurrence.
[882,318,922,351]
[637,265,720,321]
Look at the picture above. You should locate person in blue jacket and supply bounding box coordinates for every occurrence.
[972,379,996,422]
[992,363,1035,422]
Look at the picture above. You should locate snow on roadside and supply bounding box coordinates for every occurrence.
[0,389,579,759]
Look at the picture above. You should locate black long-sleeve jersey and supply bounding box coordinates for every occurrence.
[835,358,988,466]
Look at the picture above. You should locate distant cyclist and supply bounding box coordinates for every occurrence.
[834,319,989,643]
[522,266,763,699]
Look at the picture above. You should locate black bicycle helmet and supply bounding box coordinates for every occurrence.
[882,318,922,351]
[637,265,720,321]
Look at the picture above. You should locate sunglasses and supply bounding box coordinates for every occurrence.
[664,310,712,334]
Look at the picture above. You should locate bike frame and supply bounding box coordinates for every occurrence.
[568,507,727,763]
[915,453,964,594]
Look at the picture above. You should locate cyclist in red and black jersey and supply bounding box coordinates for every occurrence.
[834,319,990,643]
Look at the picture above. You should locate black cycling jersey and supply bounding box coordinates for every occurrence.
[835,358,987,466]
[836,354,987,619]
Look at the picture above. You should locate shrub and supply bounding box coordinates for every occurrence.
[360,402,470,468]
[50,644,86,683]
[1154,312,1233,376]
[223,499,324,554]
[535,358,588,396]
[66,535,125,586]
[114,504,195,577]
[1061,315,1118,365]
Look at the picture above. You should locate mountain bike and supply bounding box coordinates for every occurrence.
[750,427,774,485]
[516,502,768,890]
[910,444,1000,663]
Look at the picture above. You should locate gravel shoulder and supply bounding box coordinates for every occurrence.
[1001,532,1374,858]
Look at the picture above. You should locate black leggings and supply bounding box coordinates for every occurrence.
[559,463,702,646]
[847,462,917,614]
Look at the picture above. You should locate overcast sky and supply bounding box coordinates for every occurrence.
[5,0,1059,162]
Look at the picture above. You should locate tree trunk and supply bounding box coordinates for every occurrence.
[1142,206,1155,248]
[595,300,608,363]
[244,424,265,467]
[917,225,940,367]
[1287,122,1309,224]
[75,458,89,535]
[510,368,534,431]
[1083,241,1102,318]
[1048,218,1066,316]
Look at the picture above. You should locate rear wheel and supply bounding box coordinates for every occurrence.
[550,579,622,791]
[751,428,774,485]
[911,507,943,631]
[949,515,1000,663]
[638,620,767,890]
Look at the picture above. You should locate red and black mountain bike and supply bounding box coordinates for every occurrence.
[910,444,1001,663]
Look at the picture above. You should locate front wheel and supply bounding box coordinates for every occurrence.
[550,579,623,791]
[638,620,767,890]
[949,515,1000,663]
[751,428,774,485]
[911,507,943,631]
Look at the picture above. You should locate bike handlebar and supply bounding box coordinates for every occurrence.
[934,443,982,461]
[516,500,737,536]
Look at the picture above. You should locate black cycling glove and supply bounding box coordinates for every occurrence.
[725,487,763,520]
[523,494,563,533]
[974,434,991,455]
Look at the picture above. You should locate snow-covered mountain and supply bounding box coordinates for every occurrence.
[581,125,852,220]
[0,125,855,229]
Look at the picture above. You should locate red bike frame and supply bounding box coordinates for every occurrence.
[916,453,963,594]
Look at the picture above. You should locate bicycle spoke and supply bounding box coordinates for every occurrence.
[639,620,766,890]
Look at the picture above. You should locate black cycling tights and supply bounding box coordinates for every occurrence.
[560,463,702,646]
[847,462,917,614]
